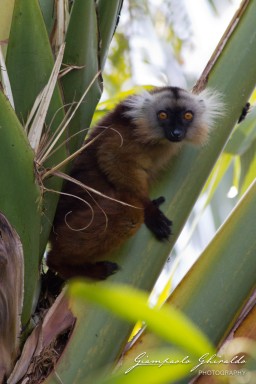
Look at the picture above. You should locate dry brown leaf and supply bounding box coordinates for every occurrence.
[8,291,75,384]
[0,212,24,383]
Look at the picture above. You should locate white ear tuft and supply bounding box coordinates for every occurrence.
[195,88,226,128]
[123,91,153,120]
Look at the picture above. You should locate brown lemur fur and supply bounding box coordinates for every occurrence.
[47,86,222,280]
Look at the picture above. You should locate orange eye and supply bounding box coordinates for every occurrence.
[158,111,168,120]
[183,111,194,121]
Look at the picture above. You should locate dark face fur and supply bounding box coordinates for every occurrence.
[153,87,198,142]
[156,106,194,142]
[124,86,220,146]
